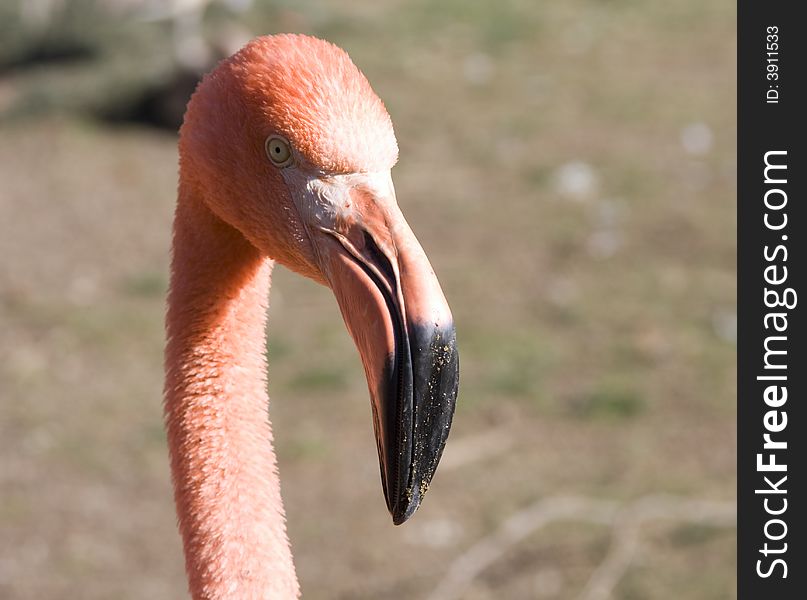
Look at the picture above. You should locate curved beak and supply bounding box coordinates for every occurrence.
[309,177,459,525]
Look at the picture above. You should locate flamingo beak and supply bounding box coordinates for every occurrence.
[311,185,459,525]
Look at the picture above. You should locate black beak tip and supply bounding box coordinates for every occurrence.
[389,477,430,525]
[383,320,459,526]
[392,503,416,526]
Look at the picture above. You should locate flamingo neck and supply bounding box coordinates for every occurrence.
[164,185,299,599]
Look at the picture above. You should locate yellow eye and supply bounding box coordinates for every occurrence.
[265,136,292,166]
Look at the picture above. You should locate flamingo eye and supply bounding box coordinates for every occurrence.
[265,136,292,166]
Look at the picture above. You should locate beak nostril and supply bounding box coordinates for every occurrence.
[363,231,396,288]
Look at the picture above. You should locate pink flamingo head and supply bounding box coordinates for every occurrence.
[178,34,459,524]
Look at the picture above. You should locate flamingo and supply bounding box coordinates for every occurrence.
[164,34,459,598]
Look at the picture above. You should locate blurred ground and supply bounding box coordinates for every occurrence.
[0,1,736,598]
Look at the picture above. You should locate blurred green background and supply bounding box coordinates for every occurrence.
[0,1,736,598]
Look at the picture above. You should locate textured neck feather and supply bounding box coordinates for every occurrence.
[164,183,299,599]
